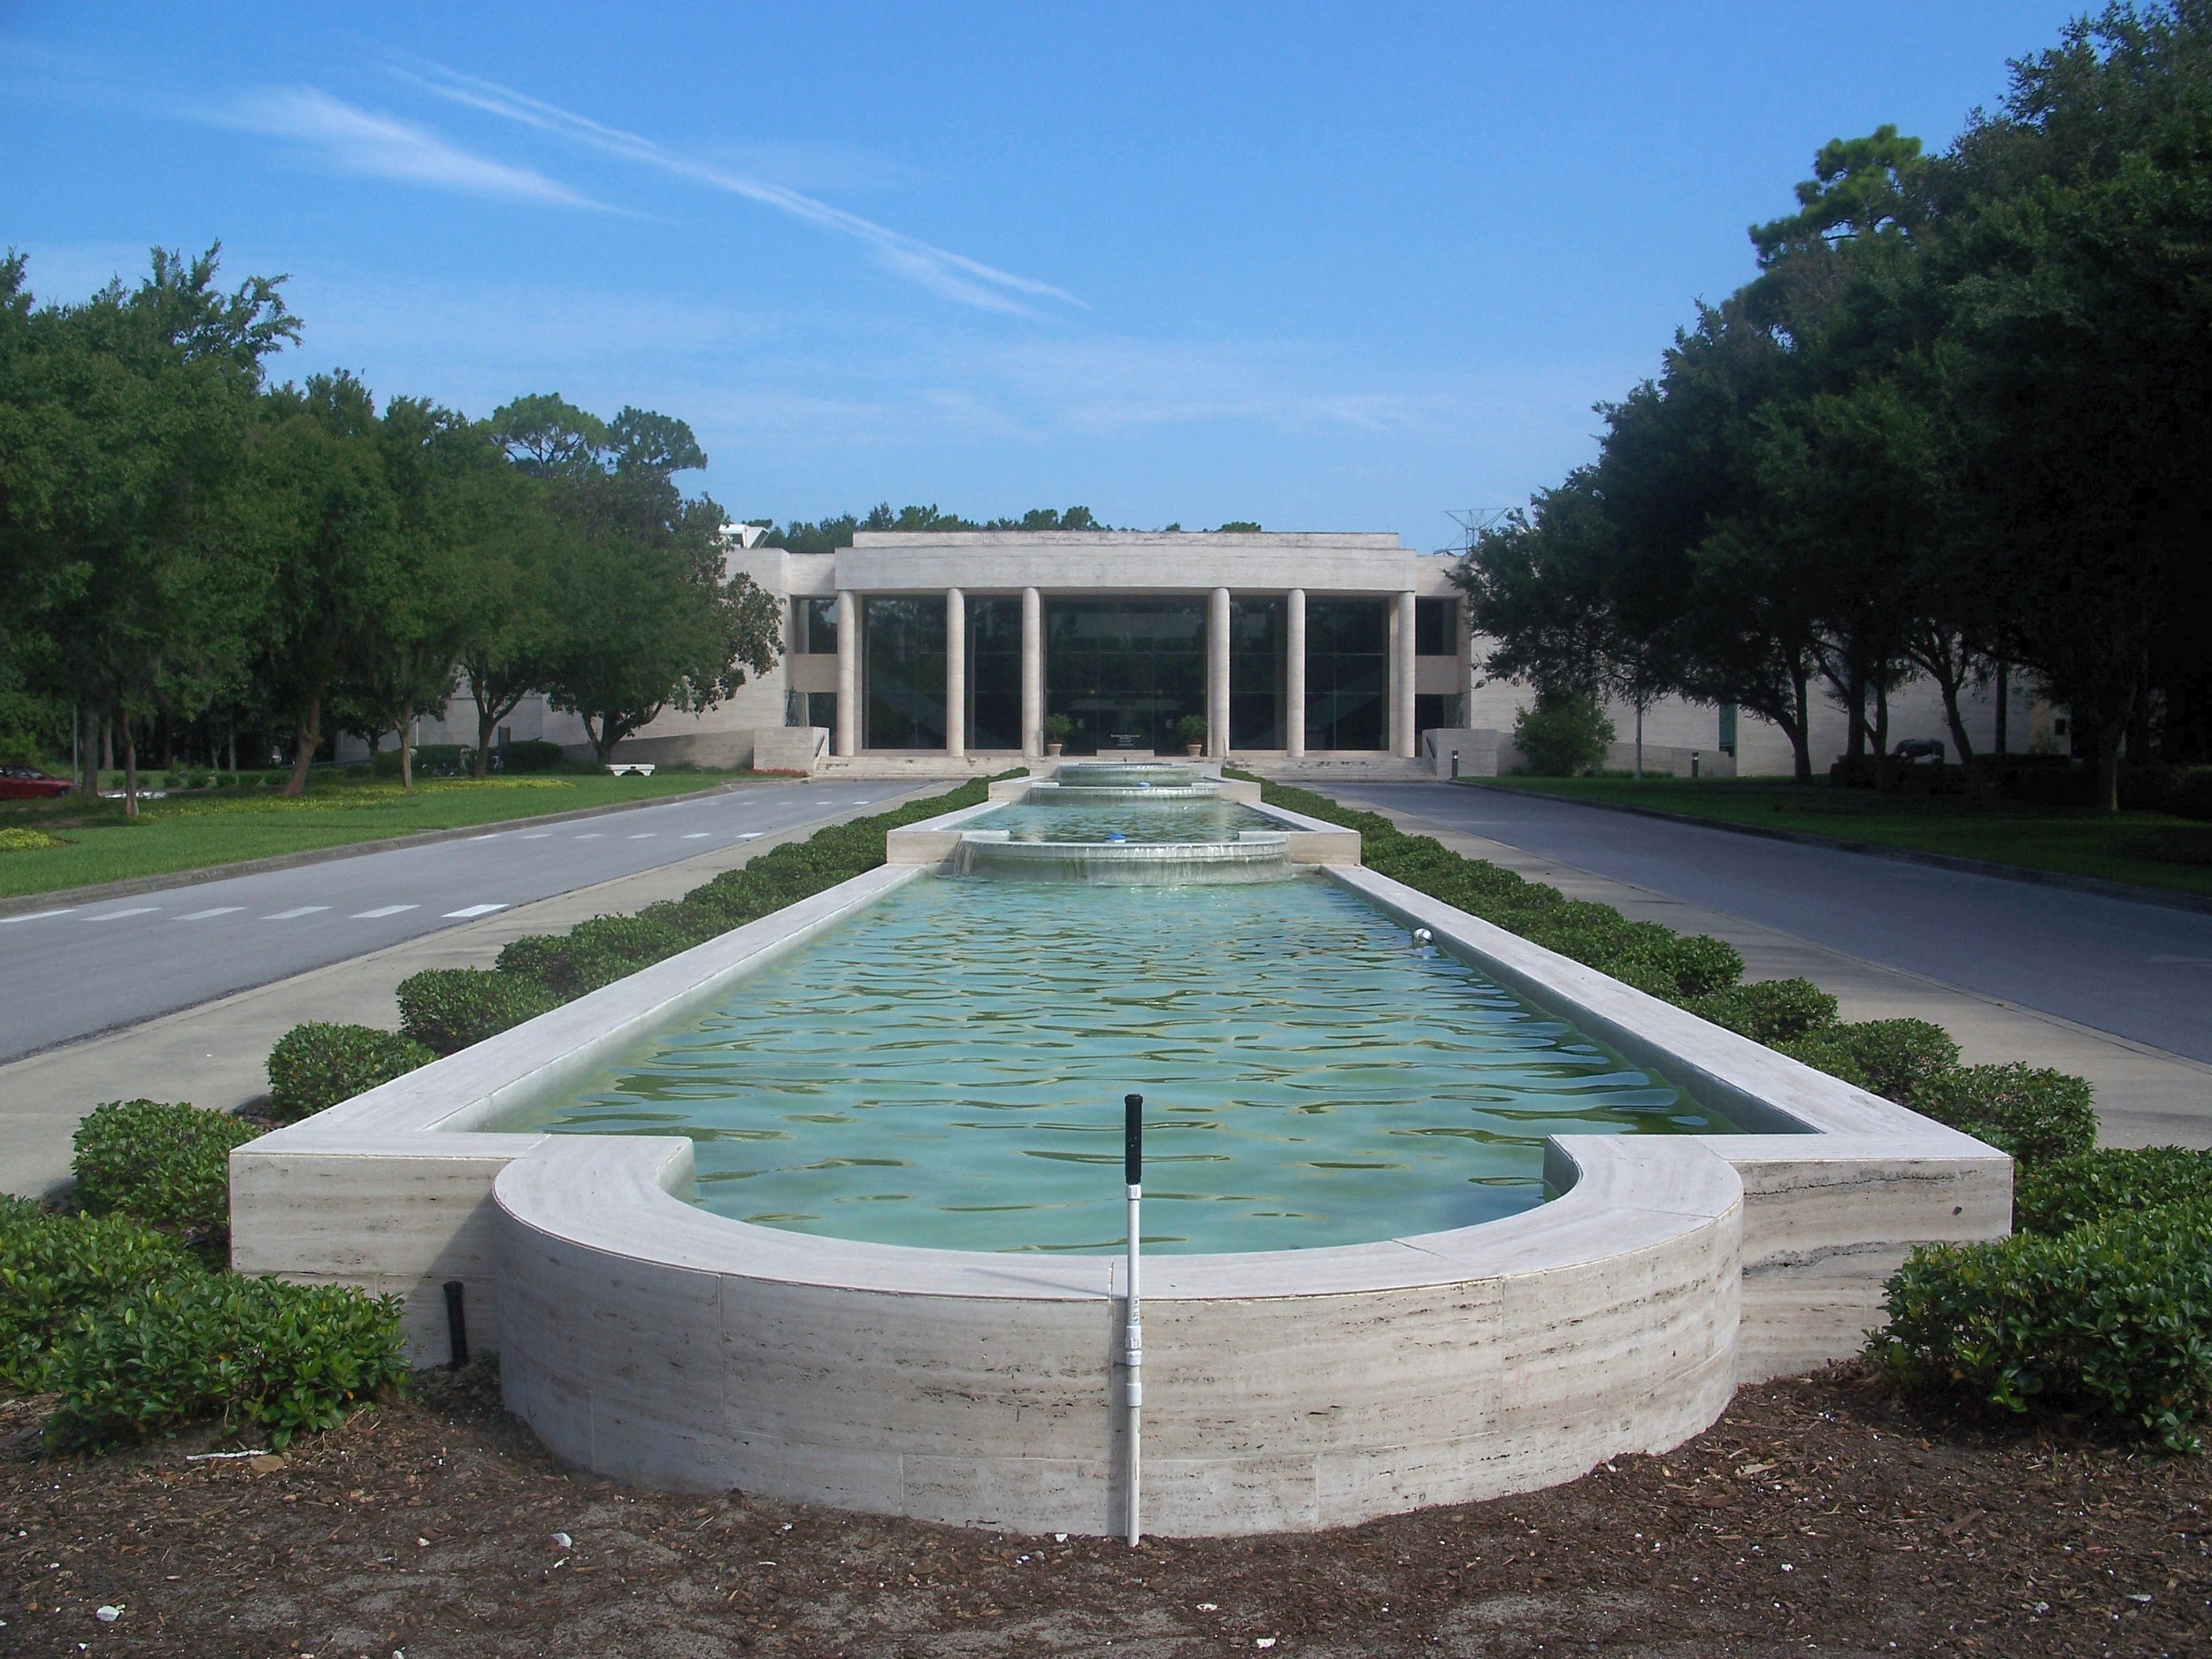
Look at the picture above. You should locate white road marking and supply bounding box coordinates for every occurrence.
[469,833,501,841]
[628,833,657,839]
[736,833,763,841]
[681,832,711,839]
[2151,954,2212,966]
[86,907,159,922]
[573,833,604,840]
[353,904,418,919]
[175,906,245,920]
[519,833,552,840]
[0,908,76,925]
[263,906,329,920]
[443,903,507,918]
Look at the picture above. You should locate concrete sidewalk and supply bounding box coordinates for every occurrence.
[1337,789,2212,1152]
[0,787,938,1198]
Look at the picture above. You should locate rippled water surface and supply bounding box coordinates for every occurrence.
[523,874,1732,1254]
[971,798,1277,842]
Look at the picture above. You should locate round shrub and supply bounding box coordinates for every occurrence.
[1655,933,1746,998]
[1778,1018,1960,1103]
[0,1209,199,1388]
[72,1100,261,1240]
[44,1272,409,1451]
[395,966,563,1054]
[1870,1199,2212,1452]
[495,933,582,995]
[1683,978,1839,1044]
[1913,1063,2097,1165]
[1511,688,1615,776]
[265,1022,434,1122]
[2016,1146,2212,1236]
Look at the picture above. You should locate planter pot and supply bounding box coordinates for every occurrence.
[1046,741,1064,757]
[1186,742,1204,757]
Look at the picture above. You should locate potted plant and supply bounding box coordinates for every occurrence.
[1176,713,1209,757]
[1042,712,1073,757]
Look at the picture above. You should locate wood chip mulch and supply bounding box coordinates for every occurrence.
[4,1363,2207,1657]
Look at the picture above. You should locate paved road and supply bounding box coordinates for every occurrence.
[0,781,918,1063]
[1351,782,2212,1065]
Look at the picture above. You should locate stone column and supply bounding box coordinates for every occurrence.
[1208,587,1232,759]
[944,588,965,758]
[1286,588,1307,758]
[1394,589,1417,759]
[1020,586,1043,759]
[833,589,858,757]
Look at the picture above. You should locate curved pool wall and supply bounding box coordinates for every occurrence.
[230,801,2011,1537]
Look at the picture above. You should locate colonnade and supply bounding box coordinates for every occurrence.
[830,586,1421,761]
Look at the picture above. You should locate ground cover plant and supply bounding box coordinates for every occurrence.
[1248,773,2212,1451]
[1463,773,2212,897]
[0,770,747,899]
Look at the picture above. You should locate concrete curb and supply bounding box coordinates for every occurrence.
[1452,781,2212,917]
[0,780,778,918]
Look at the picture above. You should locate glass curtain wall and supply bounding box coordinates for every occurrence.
[1229,598,1286,749]
[1044,600,1206,752]
[863,597,947,749]
[1305,598,1388,750]
[966,598,1024,750]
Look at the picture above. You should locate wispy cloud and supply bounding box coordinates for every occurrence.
[221,86,617,213]
[393,61,1079,316]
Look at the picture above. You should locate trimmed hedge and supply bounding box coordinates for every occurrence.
[1681,977,1839,1044]
[1872,1200,2212,1452]
[396,966,564,1054]
[1912,1064,2097,1165]
[265,1022,434,1122]
[2016,1146,2212,1238]
[72,1101,261,1240]
[1,1209,198,1388]
[43,1272,409,1450]
[391,776,1008,1056]
[1776,1019,1960,1105]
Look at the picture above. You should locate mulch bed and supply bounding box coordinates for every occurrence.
[4,1363,2206,1657]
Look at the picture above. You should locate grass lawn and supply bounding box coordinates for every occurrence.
[1464,773,2212,898]
[0,771,753,899]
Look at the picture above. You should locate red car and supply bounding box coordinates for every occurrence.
[0,765,73,801]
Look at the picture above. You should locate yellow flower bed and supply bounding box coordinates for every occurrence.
[0,827,68,853]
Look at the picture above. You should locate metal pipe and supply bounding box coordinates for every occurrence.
[442,1279,469,1371]
[1123,1091,1143,1546]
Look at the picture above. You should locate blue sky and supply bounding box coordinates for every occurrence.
[2,2,2085,548]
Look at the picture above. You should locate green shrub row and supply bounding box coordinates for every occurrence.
[1873,1200,2212,1452]
[0,1207,196,1388]
[265,1022,434,1121]
[42,1271,410,1450]
[72,1099,262,1242]
[1255,776,2212,1450]
[388,776,1005,1055]
[1247,776,2097,1165]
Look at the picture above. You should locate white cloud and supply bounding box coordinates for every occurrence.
[221,86,617,213]
[393,61,1078,316]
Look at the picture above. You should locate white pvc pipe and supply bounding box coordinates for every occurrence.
[1125,1178,1142,1546]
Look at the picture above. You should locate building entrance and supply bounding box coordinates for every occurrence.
[1044,599,1205,753]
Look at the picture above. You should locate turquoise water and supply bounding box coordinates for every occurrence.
[972,797,1277,842]
[523,874,1732,1255]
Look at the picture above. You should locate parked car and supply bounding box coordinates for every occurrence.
[0,764,73,801]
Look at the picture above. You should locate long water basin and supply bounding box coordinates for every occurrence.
[970,797,1277,842]
[515,872,1735,1255]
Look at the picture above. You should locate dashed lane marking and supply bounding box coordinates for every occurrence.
[628,833,657,840]
[736,833,764,841]
[86,907,160,922]
[681,833,711,839]
[519,833,552,840]
[0,909,76,925]
[443,903,507,918]
[263,906,329,921]
[353,904,418,919]
[573,833,604,839]
[175,907,245,920]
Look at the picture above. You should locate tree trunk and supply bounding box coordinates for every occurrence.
[227,723,237,778]
[474,700,498,780]
[1873,682,1894,794]
[588,714,618,767]
[1844,660,1868,761]
[399,718,415,792]
[101,717,112,773]
[286,698,320,798]
[122,722,139,819]
[1786,671,1813,784]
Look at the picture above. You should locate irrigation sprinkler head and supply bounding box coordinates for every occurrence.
[1412,927,1433,947]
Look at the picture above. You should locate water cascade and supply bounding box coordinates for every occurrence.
[959,762,1290,884]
